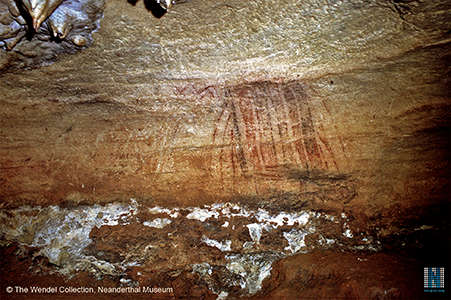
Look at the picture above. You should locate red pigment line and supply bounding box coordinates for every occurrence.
[198,86,217,100]
[213,107,227,142]
[255,109,267,167]
[230,128,237,177]
[321,99,331,115]
[277,123,287,160]
[316,137,328,169]
[230,98,248,175]
[318,134,339,170]
[247,94,263,170]
[280,84,299,165]
[294,103,311,168]
[262,83,280,165]
[220,112,232,180]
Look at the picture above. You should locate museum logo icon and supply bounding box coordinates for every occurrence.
[424,267,445,293]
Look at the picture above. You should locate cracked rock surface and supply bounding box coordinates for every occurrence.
[0,0,450,299]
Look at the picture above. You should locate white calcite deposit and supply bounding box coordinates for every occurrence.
[225,253,281,295]
[0,199,140,276]
[0,199,378,299]
[202,236,232,252]
[143,218,172,228]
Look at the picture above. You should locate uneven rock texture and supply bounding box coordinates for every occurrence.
[0,244,434,299]
[0,0,105,70]
[0,0,450,299]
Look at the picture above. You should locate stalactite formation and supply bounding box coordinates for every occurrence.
[0,0,104,69]
[0,0,190,70]
[0,0,105,50]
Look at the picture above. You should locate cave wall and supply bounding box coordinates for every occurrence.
[0,0,449,298]
[1,0,449,214]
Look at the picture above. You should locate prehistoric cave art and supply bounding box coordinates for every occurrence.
[168,80,356,207]
[176,80,342,179]
[212,81,340,177]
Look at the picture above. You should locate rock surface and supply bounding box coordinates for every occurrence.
[0,0,450,299]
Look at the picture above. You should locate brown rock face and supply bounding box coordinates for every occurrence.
[0,0,449,299]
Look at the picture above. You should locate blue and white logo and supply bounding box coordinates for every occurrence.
[424,267,445,293]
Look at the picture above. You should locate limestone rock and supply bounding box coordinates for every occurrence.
[0,0,449,298]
